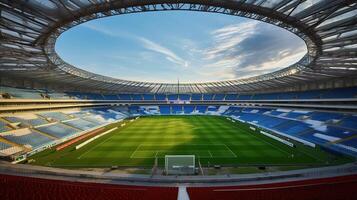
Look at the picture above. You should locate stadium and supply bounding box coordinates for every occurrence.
[0,0,357,199]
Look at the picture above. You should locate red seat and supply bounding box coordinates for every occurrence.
[0,174,177,200]
[187,175,357,200]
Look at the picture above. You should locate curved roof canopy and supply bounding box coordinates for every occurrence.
[0,0,356,93]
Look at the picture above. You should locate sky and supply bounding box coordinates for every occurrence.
[56,11,307,83]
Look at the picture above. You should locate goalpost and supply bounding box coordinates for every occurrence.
[165,155,195,175]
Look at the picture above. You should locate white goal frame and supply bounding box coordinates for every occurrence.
[165,155,195,175]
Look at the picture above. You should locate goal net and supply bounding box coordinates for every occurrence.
[165,155,195,175]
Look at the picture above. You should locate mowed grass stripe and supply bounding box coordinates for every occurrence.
[30,115,352,168]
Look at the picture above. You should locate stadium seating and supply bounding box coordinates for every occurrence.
[103,94,119,100]
[143,94,155,100]
[171,105,183,114]
[184,105,195,114]
[284,111,307,119]
[0,141,11,151]
[38,112,71,121]
[2,86,357,100]
[90,108,128,121]
[82,116,108,126]
[159,105,171,114]
[238,94,252,100]
[0,120,10,132]
[47,92,72,99]
[36,123,79,139]
[203,94,214,100]
[213,94,225,100]
[339,138,357,149]
[0,86,44,99]
[83,93,104,100]
[67,92,104,100]
[339,116,357,130]
[4,116,48,127]
[308,112,344,121]
[207,106,219,112]
[0,144,22,156]
[155,94,166,100]
[179,94,191,101]
[1,129,54,149]
[118,94,132,100]
[0,174,178,200]
[132,94,143,100]
[225,107,357,156]
[196,106,208,113]
[167,94,178,101]
[225,94,238,100]
[191,94,202,100]
[63,119,97,130]
[187,175,357,200]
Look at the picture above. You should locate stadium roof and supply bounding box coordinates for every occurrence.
[0,0,356,93]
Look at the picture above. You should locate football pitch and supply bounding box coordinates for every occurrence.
[30,115,350,169]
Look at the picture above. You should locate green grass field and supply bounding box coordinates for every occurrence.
[30,115,352,170]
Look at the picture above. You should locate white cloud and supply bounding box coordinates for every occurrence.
[75,19,306,83]
[138,37,188,68]
[198,20,307,80]
[83,23,189,68]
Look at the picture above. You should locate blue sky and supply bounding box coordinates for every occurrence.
[56,11,306,83]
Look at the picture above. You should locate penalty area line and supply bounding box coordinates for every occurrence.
[223,144,238,158]
[208,150,213,158]
[130,144,142,159]
[77,132,115,159]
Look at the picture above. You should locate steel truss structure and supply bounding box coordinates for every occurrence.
[0,0,356,93]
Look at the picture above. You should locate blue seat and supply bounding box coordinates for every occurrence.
[171,105,183,113]
[213,94,225,100]
[196,106,207,113]
[103,94,119,100]
[237,95,251,100]
[167,94,178,101]
[118,94,132,100]
[203,94,214,100]
[322,87,357,98]
[184,105,195,114]
[191,94,202,100]
[179,94,191,101]
[155,94,166,100]
[308,112,344,121]
[37,123,79,138]
[3,131,54,149]
[132,94,143,100]
[143,94,155,100]
[225,94,238,100]
[159,106,170,114]
[38,112,71,121]
[339,116,357,130]
[64,119,97,130]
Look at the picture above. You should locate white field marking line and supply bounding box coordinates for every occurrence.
[208,150,213,158]
[263,136,318,161]
[130,144,239,159]
[135,143,228,146]
[77,132,116,159]
[130,144,143,159]
[223,144,238,158]
[248,131,291,156]
[131,150,237,159]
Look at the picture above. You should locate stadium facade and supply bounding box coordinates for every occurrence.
[1,1,357,200]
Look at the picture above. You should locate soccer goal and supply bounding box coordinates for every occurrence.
[165,155,195,175]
